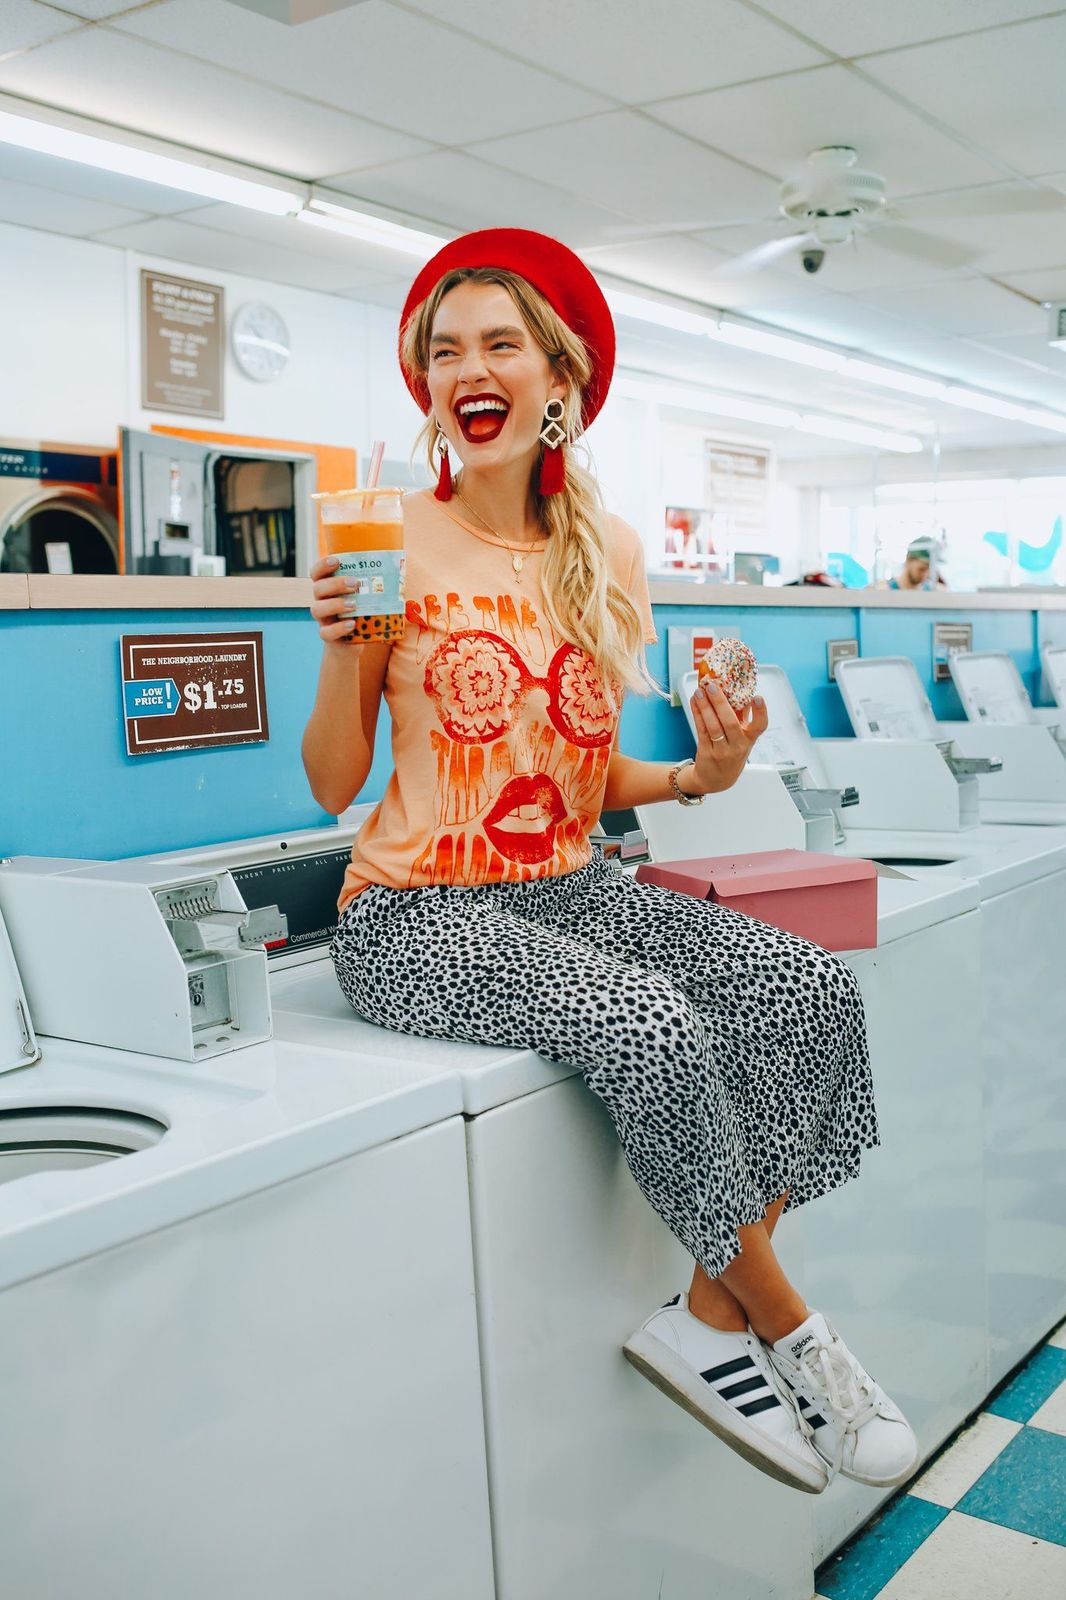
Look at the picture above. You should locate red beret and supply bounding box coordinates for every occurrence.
[399,228,615,434]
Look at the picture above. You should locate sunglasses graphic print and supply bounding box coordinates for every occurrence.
[414,625,619,880]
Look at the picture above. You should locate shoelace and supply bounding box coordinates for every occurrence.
[797,1339,882,1478]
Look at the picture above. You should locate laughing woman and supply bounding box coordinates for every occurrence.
[301,228,917,1496]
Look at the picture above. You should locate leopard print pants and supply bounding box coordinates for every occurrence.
[330,849,879,1280]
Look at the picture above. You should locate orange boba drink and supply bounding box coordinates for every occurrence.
[312,486,406,641]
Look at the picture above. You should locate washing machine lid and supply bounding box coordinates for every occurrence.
[747,663,829,781]
[1042,644,1066,708]
[271,960,576,1115]
[0,909,39,1073]
[949,651,1034,726]
[842,826,1066,899]
[836,655,940,743]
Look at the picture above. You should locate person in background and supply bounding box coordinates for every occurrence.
[302,228,917,1501]
[884,537,943,591]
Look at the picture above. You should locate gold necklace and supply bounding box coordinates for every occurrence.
[453,488,545,583]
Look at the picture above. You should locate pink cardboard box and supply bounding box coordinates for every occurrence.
[635,849,877,951]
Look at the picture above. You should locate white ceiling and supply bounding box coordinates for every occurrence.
[2,0,1066,458]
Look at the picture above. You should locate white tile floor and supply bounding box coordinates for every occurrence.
[813,1315,1066,1600]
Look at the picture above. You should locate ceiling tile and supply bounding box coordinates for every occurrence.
[752,1,1060,58]
[649,63,1001,194]
[0,142,220,213]
[0,170,147,233]
[91,215,399,292]
[886,186,1066,276]
[400,0,827,102]
[860,14,1066,177]
[467,112,779,228]
[327,150,634,247]
[0,26,429,178]
[0,1,85,56]
[852,276,1042,337]
[336,277,409,309]
[998,265,1066,302]
[722,288,919,349]
[115,0,609,146]
[40,1,155,15]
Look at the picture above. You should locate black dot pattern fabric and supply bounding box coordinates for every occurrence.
[330,850,879,1280]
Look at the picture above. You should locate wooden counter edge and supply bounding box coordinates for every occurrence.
[0,574,29,609]
[25,575,312,610]
[9,573,1066,613]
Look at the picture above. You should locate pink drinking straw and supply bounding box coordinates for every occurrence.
[365,440,385,490]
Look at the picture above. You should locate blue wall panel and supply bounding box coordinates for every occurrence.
[2,597,1062,861]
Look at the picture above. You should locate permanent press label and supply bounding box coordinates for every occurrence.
[335,548,405,616]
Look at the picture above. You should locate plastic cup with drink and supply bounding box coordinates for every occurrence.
[312,442,406,642]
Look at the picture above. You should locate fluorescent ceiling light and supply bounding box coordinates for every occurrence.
[711,321,845,372]
[605,289,719,338]
[841,358,947,400]
[0,102,305,215]
[797,415,922,453]
[615,374,922,453]
[876,480,1013,500]
[941,387,1037,422]
[298,196,447,257]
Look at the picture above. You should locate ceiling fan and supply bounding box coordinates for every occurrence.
[606,146,1066,278]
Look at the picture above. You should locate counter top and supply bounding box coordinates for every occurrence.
[2,573,1066,612]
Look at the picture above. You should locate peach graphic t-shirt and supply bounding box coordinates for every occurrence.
[338,490,658,910]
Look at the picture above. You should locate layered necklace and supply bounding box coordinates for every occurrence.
[452,485,547,583]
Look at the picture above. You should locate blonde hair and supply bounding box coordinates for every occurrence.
[401,267,665,710]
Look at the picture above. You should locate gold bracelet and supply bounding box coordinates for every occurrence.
[668,758,704,806]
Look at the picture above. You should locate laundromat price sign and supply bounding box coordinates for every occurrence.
[120,632,269,756]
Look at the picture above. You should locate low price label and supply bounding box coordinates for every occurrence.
[120,632,269,756]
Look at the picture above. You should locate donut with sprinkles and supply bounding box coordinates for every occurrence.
[697,638,758,710]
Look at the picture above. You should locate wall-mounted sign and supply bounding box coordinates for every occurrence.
[141,270,224,418]
[120,632,268,756]
[706,440,772,547]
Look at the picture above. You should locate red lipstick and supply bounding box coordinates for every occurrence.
[454,391,511,445]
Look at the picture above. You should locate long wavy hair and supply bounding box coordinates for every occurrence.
[401,266,664,710]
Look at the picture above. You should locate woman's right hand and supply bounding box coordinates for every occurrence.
[309,554,363,646]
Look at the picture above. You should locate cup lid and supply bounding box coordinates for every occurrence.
[311,486,405,502]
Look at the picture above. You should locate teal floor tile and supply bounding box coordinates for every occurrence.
[815,1494,947,1600]
[986,1345,1066,1423]
[957,1424,1066,1547]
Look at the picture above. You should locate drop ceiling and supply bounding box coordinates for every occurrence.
[3,0,1066,457]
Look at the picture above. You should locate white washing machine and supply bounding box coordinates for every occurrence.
[939,647,1066,822]
[0,883,493,1600]
[197,796,982,1599]
[751,661,1066,1394]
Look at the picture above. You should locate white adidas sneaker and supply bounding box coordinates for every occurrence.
[765,1310,919,1488]
[623,1292,829,1494]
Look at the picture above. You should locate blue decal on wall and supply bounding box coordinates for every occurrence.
[983,517,1063,574]
[827,551,870,588]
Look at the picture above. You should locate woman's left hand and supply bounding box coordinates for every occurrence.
[688,679,769,795]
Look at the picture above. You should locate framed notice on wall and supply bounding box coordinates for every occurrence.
[141,270,224,418]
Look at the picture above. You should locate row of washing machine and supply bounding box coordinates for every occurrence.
[0,649,1064,1600]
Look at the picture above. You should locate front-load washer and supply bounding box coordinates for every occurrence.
[750,662,1066,1393]
[0,439,119,574]
[0,900,493,1600]
[192,814,983,1597]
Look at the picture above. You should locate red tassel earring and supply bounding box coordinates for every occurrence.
[434,426,453,502]
[538,399,567,496]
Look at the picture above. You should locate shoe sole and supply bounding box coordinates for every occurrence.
[623,1330,828,1494]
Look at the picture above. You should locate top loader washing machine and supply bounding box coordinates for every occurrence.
[939,647,1066,822]
[749,659,1066,1392]
[166,797,981,1600]
[0,856,494,1600]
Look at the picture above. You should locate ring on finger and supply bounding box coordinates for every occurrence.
[711,734,726,743]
